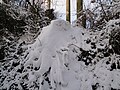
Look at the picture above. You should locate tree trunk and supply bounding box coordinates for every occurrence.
[77,0,82,18]
[47,0,51,9]
[77,0,86,28]
[66,0,70,22]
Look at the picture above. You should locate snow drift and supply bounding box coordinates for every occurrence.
[1,19,120,90]
[24,19,85,90]
[24,19,120,90]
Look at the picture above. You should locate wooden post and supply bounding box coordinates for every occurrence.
[66,0,71,22]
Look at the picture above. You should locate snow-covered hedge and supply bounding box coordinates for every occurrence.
[1,19,120,90]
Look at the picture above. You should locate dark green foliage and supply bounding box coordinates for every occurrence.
[0,1,56,90]
[0,3,26,35]
[77,48,97,65]
[109,29,120,55]
[0,1,53,62]
[45,9,56,20]
[92,83,99,90]
[0,46,5,60]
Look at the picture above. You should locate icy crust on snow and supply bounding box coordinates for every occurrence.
[23,19,120,90]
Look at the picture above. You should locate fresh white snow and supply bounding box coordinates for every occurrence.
[25,19,88,90]
[1,19,120,90]
[23,19,120,90]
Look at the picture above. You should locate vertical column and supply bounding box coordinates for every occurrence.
[66,0,71,22]
[47,0,51,9]
[77,0,86,28]
[77,0,83,18]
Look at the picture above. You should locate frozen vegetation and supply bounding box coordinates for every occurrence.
[0,0,120,90]
[0,19,120,90]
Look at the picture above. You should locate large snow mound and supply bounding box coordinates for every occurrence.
[1,19,120,90]
[24,19,89,90]
[24,19,120,90]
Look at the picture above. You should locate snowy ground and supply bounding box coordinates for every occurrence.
[0,19,120,90]
[23,19,120,90]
